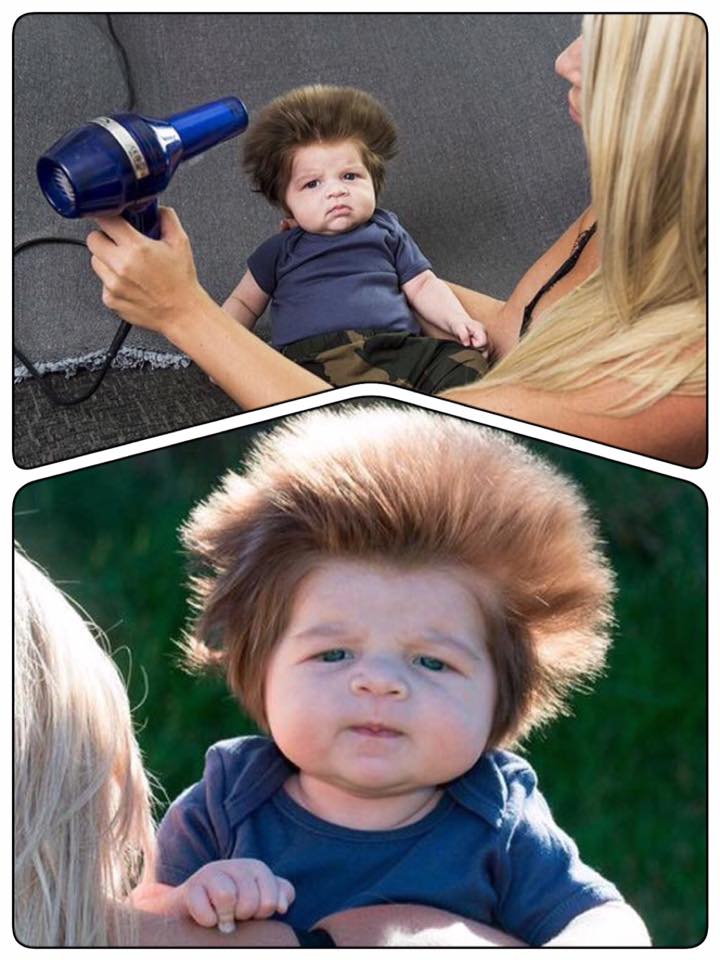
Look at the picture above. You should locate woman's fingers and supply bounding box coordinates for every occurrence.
[88,253,115,289]
[92,213,145,245]
[157,205,184,238]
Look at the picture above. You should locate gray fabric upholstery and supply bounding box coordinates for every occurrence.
[13,12,587,467]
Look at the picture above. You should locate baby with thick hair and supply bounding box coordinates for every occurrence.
[223,85,489,392]
[138,405,649,945]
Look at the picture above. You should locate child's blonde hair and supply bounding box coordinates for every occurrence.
[13,551,155,946]
[243,84,398,209]
[181,405,615,749]
[461,13,706,413]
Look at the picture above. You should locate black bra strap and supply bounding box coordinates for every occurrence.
[293,926,336,947]
[520,221,597,338]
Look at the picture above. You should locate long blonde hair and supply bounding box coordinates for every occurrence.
[466,14,706,412]
[13,551,155,946]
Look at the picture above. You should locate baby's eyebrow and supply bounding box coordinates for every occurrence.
[287,623,484,659]
[288,622,353,642]
[417,631,486,661]
[293,172,321,184]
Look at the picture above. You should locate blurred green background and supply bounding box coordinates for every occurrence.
[14,399,707,946]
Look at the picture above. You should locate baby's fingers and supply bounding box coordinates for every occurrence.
[202,871,239,933]
[276,877,296,915]
[245,867,294,919]
[468,324,488,347]
[186,882,225,929]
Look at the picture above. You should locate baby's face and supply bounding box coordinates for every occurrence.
[283,140,376,236]
[264,559,497,801]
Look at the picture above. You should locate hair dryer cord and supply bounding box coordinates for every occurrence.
[13,237,132,406]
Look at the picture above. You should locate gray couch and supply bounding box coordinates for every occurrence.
[13,12,586,467]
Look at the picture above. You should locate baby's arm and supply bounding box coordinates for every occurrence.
[132,859,295,933]
[222,270,270,330]
[543,902,651,946]
[402,269,488,349]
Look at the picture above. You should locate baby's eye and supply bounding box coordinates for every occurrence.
[304,179,320,189]
[344,172,362,181]
[414,655,448,672]
[317,648,350,663]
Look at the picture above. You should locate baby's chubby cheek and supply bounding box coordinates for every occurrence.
[424,709,492,781]
[263,680,335,763]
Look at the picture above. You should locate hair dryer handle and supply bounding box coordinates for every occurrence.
[123,199,160,239]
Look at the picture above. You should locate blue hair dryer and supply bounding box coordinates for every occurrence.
[24,96,248,405]
[37,96,249,238]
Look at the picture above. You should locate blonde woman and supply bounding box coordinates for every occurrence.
[14,551,155,946]
[87,13,706,467]
[442,14,706,466]
[13,550,525,946]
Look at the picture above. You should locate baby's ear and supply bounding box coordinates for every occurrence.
[279,216,299,232]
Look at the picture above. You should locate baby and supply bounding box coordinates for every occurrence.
[136,404,649,946]
[222,85,489,392]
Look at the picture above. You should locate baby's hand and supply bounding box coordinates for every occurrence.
[448,316,489,351]
[181,858,295,933]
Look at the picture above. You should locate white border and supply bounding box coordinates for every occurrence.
[5,3,715,957]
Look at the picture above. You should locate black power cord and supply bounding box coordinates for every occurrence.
[13,237,131,406]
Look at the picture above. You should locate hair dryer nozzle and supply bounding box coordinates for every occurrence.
[37,95,250,222]
[36,160,79,217]
[168,96,249,160]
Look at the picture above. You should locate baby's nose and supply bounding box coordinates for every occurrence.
[350,663,408,699]
[327,180,349,197]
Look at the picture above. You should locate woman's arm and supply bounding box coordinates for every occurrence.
[316,904,525,947]
[87,209,329,410]
[134,902,525,947]
[441,379,707,467]
[543,902,651,946]
[137,910,299,947]
[87,208,704,464]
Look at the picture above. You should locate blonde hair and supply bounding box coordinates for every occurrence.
[461,13,706,412]
[242,84,397,208]
[181,405,615,749]
[13,551,155,946]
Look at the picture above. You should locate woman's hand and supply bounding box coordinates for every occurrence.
[86,206,207,342]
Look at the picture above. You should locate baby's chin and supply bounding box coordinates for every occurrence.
[320,216,368,235]
[324,764,445,801]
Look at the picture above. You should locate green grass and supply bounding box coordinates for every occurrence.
[13,400,707,945]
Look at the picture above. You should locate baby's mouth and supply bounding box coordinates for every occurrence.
[349,723,403,738]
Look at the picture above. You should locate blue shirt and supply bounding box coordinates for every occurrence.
[155,736,623,944]
[246,208,430,347]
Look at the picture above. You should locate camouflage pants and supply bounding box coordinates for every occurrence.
[280,328,489,394]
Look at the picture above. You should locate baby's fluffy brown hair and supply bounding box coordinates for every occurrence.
[242,84,398,208]
[181,404,615,750]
